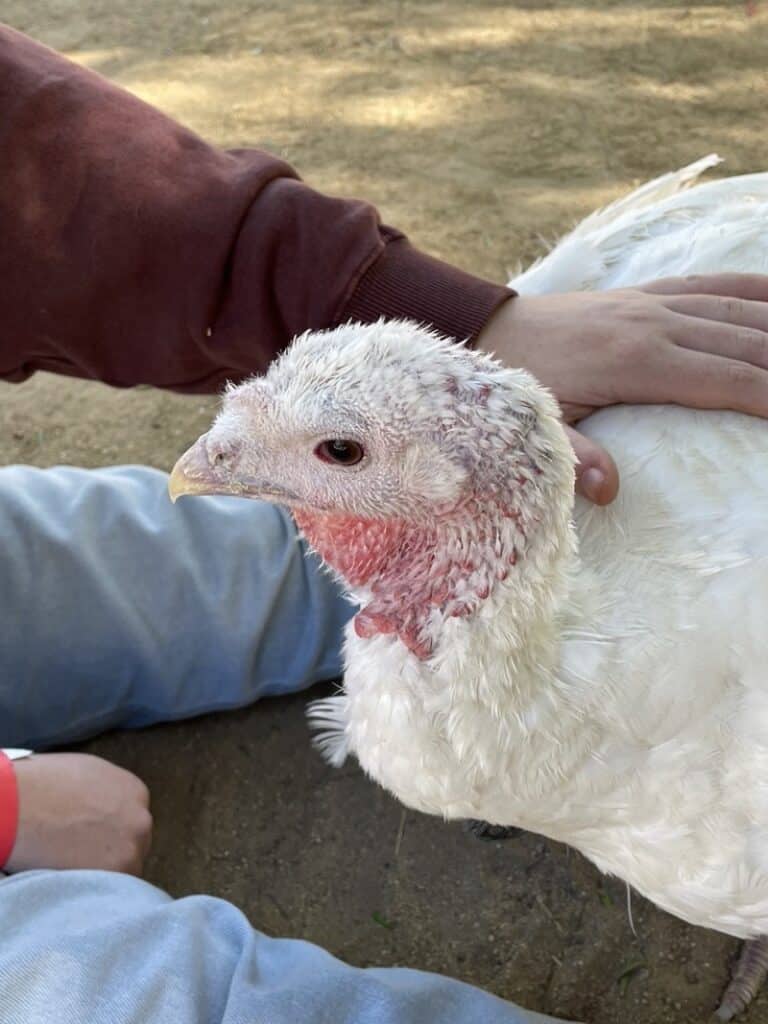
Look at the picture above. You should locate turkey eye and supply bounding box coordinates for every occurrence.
[314,439,364,466]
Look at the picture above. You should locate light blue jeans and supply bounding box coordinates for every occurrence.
[0,466,568,1024]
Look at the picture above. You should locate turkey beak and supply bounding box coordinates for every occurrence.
[170,434,298,506]
[168,435,238,503]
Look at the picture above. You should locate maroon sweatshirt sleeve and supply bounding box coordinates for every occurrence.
[0,24,513,394]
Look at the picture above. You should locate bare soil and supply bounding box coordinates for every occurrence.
[3,2,768,1021]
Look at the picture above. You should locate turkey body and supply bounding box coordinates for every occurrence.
[329,157,768,942]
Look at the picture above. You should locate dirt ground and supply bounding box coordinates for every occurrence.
[3,1,768,1021]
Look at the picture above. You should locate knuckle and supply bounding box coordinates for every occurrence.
[133,806,154,840]
[721,297,745,321]
[143,808,154,838]
[616,327,660,367]
[724,360,759,390]
[622,310,646,330]
[620,297,652,326]
[736,327,768,363]
[130,777,151,807]
[123,832,150,872]
[683,274,706,290]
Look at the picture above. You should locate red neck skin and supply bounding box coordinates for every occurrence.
[294,500,522,660]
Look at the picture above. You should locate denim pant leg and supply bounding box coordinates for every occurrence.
[0,465,353,748]
[0,870,571,1024]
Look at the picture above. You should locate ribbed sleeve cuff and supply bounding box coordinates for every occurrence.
[339,236,515,344]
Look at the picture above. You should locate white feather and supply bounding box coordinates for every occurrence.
[306,695,350,767]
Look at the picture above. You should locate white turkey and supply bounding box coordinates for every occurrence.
[170,156,768,1019]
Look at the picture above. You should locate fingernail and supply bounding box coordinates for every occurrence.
[580,467,606,502]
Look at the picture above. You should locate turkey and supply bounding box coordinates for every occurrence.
[170,156,768,1020]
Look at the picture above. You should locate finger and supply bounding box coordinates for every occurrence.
[663,295,768,339]
[659,347,768,418]
[139,811,154,858]
[667,312,768,370]
[566,426,619,506]
[638,274,768,302]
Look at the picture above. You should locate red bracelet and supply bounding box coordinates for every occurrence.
[0,751,19,869]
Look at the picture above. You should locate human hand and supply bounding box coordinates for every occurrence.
[5,753,152,875]
[477,274,768,504]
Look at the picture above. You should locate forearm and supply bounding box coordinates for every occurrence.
[0,465,351,749]
[0,871,566,1024]
[0,24,512,394]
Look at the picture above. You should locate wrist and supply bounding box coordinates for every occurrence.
[0,753,19,869]
[0,749,33,870]
[475,293,526,359]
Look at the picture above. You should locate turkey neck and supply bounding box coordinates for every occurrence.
[298,486,619,819]
[294,480,587,681]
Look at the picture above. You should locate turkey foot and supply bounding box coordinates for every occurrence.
[464,820,521,841]
[716,936,768,1021]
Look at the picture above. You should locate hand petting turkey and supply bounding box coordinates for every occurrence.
[478,157,768,507]
[479,277,768,506]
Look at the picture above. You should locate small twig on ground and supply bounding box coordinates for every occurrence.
[394,809,407,857]
[535,893,566,936]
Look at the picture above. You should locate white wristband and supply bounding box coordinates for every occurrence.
[0,749,33,761]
